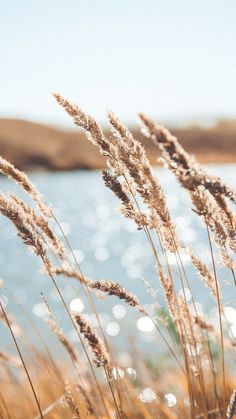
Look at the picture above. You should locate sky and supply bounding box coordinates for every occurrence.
[0,0,236,127]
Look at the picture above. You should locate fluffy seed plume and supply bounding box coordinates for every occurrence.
[191,253,216,298]
[177,296,199,348]
[54,93,179,252]
[102,170,152,229]
[73,313,112,376]
[53,93,111,156]
[157,265,177,323]
[89,280,145,313]
[0,156,50,217]
[10,194,66,260]
[53,266,88,285]
[193,316,219,344]
[0,193,47,258]
[107,112,178,236]
[139,114,236,256]
[64,381,80,419]
[139,114,236,205]
[55,267,143,312]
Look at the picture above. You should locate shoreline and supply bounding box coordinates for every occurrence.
[0,117,236,171]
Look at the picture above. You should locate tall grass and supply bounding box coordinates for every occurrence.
[0,95,235,418]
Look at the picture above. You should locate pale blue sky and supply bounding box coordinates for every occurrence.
[0,1,236,126]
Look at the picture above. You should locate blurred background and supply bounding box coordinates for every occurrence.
[0,1,236,355]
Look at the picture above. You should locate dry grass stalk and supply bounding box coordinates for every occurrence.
[42,299,96,417]
[76,383,95,417]
[140,114,236,283]
[193,316,218,342]
[0,193,47,258]
[194,316,215,333]
[10,194,66,260]
[73,313,112,377]
[55,94,228,411]
[215,195,236,249]
[64,381,80,419]
[140,116,234,219]
[177,297,200,349]
[54,93,179,252]
[193,315,234,353]
[0,155,50,217]
[1,98,236,417]
[190,253,217,298]
[139,114,236,205]
[191,189,236,273]
[102,170,151,229]
[226,389,236,419]
[89,280,145,313]
[55,267,144,312]
[156,265,177,322]
[0,175,110,407]
[220,249,235,270]
[54,266,88,285]
[53,94,112,156]
[0,299,43,418]
[191,187,227,245]
[43,296,78,363]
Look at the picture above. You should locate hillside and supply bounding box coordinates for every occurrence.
[0,118,236,171]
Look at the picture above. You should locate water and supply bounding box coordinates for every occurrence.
[0,165,236,359]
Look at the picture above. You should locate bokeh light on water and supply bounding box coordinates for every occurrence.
[0,165,236,356]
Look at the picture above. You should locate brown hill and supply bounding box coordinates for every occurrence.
[0,118,235,171]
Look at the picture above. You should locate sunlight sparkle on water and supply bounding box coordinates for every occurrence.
[112,304,126,319]
[186,342,202,357]
[94,247,109,261]
[0,295,8,309]
[163,250,190,266]
[137,316,154,332]
[139,388,157,403]
[178,288,192,302]
[57,222,71,236]
[13,290,27,304]
[189,302,204,317]
[224,307,236,325]
[164,393,177,407]
[96,205,110,220]
[228,324,236,339]
[69,298,84,313]
[32,302,48,318]
[127,264,143,279]
[117,352,132,367]
[112,367,124,380]
[73,249,85,264]
[126,367,137,379]
[106,322,120,336]
[49,288,61,302]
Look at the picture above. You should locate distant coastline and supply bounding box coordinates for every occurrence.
[0,118,236,171]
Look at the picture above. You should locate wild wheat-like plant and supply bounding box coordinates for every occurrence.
[54,93,236,417]
[0,96,235,418]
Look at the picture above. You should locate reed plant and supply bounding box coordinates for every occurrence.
[0,95,235,418]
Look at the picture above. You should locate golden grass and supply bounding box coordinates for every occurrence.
[0,96,235,418]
